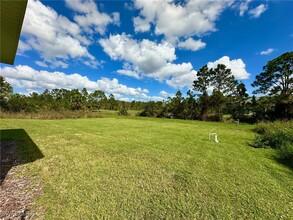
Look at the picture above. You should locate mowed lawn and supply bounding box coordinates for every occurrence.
[1,117,292,219]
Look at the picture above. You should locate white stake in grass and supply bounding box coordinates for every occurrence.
[209,133,219,142]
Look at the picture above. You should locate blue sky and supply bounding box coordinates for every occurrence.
[1,0,292,101]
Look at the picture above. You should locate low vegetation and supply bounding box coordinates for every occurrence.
[253,121,293,167]
[1,117,292,219]
[0,109,138,119]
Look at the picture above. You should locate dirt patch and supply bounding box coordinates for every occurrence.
[0,141,43,219]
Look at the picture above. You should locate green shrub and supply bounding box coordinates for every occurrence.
[253,121,293,167]
[118,108,129,116]
[253,121,293,149]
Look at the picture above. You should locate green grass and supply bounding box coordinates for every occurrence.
[1,117,292,219]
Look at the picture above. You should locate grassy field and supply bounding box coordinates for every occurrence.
[1,116,292,219]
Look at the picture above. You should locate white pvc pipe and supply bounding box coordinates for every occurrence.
[209,133,219,142]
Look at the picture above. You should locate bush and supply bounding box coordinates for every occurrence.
[118,108,129,116]
[253,121,293,149]
[253,121,293,167]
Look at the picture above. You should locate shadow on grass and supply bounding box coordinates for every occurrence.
[274,156,293,170]
[0,129,44,184]
[246,141,293,170]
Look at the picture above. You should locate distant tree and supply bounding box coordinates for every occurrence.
[40,89,54,110]
[168,90,184,118]
[210,64,238,121]
[81,88,89,109]
[183,90,198,120]
[193,65,211,120]
[130,100,137,110]
[198,92,210,121]
[108,94,117,110]
[26,92,41,112]
[0,76,13,110]
[91,90,107,111]
[139,101,158,117]
[252,52,293,119]
[69,89,84,110]
[50,88,71,110]
[193,64,237,121]
[248,95,272,122]
[7,94,29,112]
[209,90,225,121]
[229,82,249,120]
[118,101,129,116]
[210,64,238,95]
[193,65,210,93]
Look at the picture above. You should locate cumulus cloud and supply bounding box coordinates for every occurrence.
[0,65,153,100]
[207,56,250,80]
[65,0,120,35]
[133,0,234,41]
[260,48,274,55]
[177,38,206,51]
[20,0,101,68]
[99,33,196,88]
[99,33,176,73]
[153,63,197,88]
[248,4,268,18]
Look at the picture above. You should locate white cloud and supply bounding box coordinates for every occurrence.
[159,90,174,99]
[248,4,268,18]
[65,0,120,35]
[133,17,151,33]
[260,48,274,55]
[0,65,152,100]
[133,0,235,41]
[35,61,48,68]
[178,38,206,51]
[159,90,169,98]
[99,33,196,88]
[99,33,176,74]
[117,69,140,79]
[239,0,252,16]
[21,0,98,68]
[18,40,31,52]
[50,60,69,69]
[153,62,197,88]
[207,56,250,80]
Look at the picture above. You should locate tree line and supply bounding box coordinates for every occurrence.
[1,52,292,122]
[0,82,149,113]
[140,52,292,122]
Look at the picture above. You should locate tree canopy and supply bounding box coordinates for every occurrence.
[252,52,293,119]
[193,64,239,121]
[252,52,292,96]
